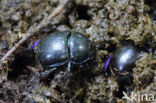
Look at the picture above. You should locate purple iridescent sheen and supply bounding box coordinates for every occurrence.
[32,41,39,48]
[104,55,112,71]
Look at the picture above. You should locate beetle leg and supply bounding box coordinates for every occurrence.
[62,62,72,77]
[66,62,71,72]
[40,67,57,78]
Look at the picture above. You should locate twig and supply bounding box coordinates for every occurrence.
[0,0,68,64]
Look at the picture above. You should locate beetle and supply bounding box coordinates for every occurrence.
[103,41,147,93]
[104,41,144,76]
[35,30,95,77]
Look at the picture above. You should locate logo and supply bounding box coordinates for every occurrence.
[122,91,156,102]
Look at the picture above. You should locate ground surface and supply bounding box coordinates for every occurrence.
[0,0,155,103]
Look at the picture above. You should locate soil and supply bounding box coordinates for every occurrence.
[0,0,155,103]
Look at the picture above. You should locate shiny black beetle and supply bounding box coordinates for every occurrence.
[35,30,95,76]
[104,41,151,93]
[104,41,144,76]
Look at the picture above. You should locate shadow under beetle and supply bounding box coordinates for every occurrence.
[35,30,95,77]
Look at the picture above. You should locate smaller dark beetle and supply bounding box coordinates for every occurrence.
[103,41,151,93]
[104,41,144,76]
[35,30,94,77]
